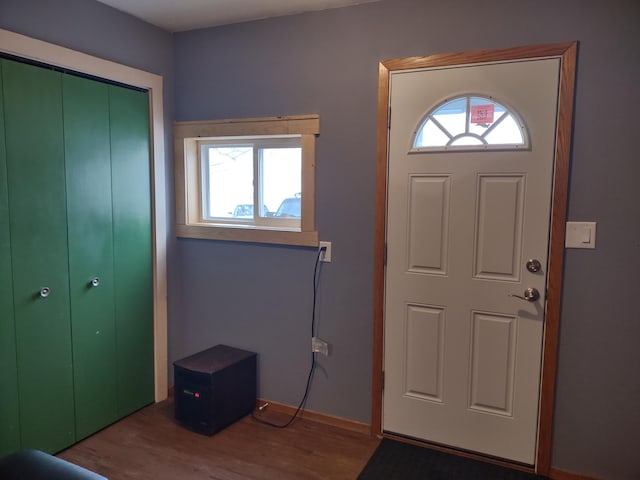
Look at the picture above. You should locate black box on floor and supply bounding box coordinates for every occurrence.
[173,344,257,435]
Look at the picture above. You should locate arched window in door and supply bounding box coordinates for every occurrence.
[412,95,529,151]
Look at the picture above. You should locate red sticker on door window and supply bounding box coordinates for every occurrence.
[471,104,495,124]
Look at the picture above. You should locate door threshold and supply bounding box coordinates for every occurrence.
[382,431,537,474]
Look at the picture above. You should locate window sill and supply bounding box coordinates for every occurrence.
[176,223,319,247]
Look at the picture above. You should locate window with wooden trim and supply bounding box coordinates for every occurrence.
[174,115,319,246]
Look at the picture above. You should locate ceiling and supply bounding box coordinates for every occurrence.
[95,0,379,32]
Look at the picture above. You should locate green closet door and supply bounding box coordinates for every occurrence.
[63,74,118,440]
[2,60,75,453]
[0,62,21,457]
[109,85,154,416]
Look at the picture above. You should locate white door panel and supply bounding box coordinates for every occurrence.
[383,58,560,464]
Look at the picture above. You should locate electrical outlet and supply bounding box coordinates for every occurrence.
[311,336,329,356]
[319,241,332,262]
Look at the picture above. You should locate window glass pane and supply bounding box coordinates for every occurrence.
[450,136,483,146]
[484,114,524,145]
[206,145,253,219]
[415,119,450,147]
[261,147,301,218]
[432,97,467,138]
[413,95,527,150]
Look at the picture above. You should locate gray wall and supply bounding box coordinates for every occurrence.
[174,1,640,479]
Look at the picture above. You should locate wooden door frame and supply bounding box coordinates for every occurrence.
[371,42,577,475]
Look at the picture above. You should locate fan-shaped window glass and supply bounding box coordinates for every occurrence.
[413,96,528,151]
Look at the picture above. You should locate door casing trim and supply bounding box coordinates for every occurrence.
[371,41,578,475]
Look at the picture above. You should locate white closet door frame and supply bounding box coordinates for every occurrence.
[0,28,168,403]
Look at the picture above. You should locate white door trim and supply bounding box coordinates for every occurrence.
[371,42,577,474]
[0,28,169,403]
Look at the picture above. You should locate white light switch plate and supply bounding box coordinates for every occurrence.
[565,221,596,249]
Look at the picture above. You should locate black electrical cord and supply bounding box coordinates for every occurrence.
[251,246,325,428]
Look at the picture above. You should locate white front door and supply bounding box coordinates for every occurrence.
[383,58,561,464]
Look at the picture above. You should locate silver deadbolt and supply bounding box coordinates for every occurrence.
[510,287,540,302]
[526,259,542,273]
[40,287,50,298]
[90,277,101,288]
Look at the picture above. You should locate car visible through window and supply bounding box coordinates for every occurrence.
[232,204,253,218]
[275,196,301,218]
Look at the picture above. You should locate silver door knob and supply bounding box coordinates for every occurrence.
[510,287,540,302]
[526,259,542,273]
[90,277,101,287]
[40,287,50,298]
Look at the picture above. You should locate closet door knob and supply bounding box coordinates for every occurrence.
[40,287,51,298]
[90,277,101,287]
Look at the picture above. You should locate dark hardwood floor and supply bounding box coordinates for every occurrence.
[57,399,380,479]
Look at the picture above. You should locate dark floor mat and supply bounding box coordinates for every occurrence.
[358,439,545,480]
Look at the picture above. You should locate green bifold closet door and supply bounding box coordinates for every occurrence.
[3,60,76,453]
[0,60,21,456]
[0,58,153,455]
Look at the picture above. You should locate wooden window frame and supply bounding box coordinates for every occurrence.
[174,115,319,246]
